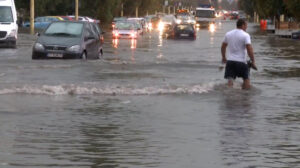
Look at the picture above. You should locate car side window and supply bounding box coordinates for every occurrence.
[88,23,99,38]
[93,24,101,35]
[85,26,94,38]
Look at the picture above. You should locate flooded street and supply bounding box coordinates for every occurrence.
[0,21,299,168]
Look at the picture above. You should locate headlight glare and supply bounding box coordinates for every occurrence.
[67,45,81,53]
[34,43,44,51]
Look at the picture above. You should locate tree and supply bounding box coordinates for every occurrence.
[283,0,300,21]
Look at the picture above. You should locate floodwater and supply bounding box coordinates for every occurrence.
[0,21,299,168]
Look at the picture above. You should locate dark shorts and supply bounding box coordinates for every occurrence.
[224,60,249,80]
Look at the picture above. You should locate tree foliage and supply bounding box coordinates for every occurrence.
[239,0,299,21]
[14,0,300,22]
[15,0,164,22]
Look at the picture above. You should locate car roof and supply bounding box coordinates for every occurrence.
[196,8,215,11]
[50,20,87,24]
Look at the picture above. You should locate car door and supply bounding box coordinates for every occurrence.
[83,25,97,59]
[90,23,103,53]
[89,23,101,57]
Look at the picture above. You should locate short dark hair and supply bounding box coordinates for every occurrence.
[237,19,246,28]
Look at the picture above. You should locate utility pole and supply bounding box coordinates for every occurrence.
[121,3,124,17]
[75,0,79,21]
[30,0,34,34]
[136,7,138,17]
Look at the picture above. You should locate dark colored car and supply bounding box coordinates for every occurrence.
[230,13,239,20]
[32,21,104,60]
[171,24,196,40]
[292,31,300,40]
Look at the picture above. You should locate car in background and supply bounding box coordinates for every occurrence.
[128,17,146,29]
[195,7,216,27]
[0,0,18,48]
[68,16,99,23]
[230,11,239,20]
[158,15,177,35]
[112,17,127,29]
[23,16,64,29]
[238,11,247,20]
[176,15,196,25]
[127,19,143,34]
[171,24,196,40]
[32,21,102,60]
[112,21,139,39]
[59,16,74,21]
[68,16,89,22]
[144,15,155,31]
[149,16,160,30]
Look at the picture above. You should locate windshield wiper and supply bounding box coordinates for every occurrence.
[0,22,11,24]
[46,32,77,37]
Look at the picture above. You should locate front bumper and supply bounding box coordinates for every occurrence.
[32,50,82,59]
[0,37,17,46]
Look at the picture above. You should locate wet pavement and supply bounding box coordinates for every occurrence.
[0,21,299,168]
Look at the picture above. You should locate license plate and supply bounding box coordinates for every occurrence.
[180,34,189,37]
[48,53,63,58]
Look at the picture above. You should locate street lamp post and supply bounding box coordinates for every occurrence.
[75,0,79,21]
[30,0,34,34]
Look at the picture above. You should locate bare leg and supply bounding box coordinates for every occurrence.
[228,79,234,88]
[242,79,251,90]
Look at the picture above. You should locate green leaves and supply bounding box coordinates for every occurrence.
[239,0,299,21]
[15,0,163,22]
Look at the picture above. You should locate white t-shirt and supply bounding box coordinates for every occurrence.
[223,29,251,63]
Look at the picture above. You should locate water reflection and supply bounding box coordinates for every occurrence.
[112,39,119,48]
[130,39,137,49]
[218,90,257,167]
[73,102,160,167]
[112,39,137,50]
[209,24,216,33]
[158,33,163,47]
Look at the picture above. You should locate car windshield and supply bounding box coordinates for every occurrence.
[0,6,13,23]
[196,10,215,18]
[115,22,135,30]
[162,16,174,22]
[178,16,192,20]
[176,25,194,31]
[44,22,84,37]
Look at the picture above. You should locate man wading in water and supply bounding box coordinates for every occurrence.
[221,19,257,90]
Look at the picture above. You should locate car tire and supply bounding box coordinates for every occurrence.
[82,51,87,60]
[98,49,103,59]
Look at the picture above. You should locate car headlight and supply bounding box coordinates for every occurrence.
[8,29,17,38]
[158,22,165,31]
[34,43,45,51]
[67,45,81,53]
[176,19,182,24]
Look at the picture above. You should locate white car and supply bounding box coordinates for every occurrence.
[113,22,139,39]
[0,0,18,48]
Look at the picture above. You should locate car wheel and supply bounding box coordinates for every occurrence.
[100,49,103,58]
[82,52,87,60]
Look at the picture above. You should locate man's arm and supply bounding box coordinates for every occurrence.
[221,42,227,64]
[246,44,257,70]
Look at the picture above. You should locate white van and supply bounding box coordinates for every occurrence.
[0,0,18,48]
[195,7,216,27]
